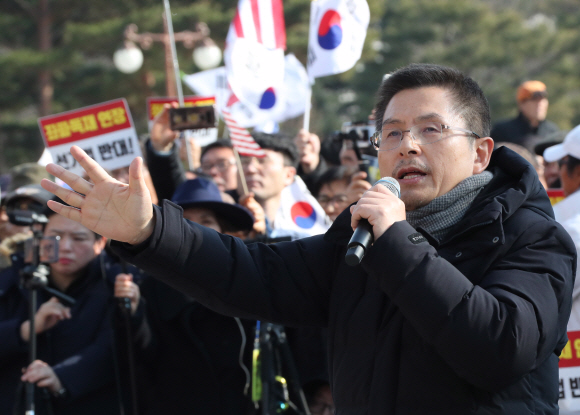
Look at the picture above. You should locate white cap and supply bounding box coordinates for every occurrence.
[543,125,580,162]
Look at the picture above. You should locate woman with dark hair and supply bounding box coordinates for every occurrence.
[0,193,121,415]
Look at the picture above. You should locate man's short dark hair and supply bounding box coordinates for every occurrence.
[375,63,491,139]
[252,132,299,168]
[312,165,358,197]
[201,139,233,160]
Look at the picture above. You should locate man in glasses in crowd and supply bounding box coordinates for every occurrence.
[41,63,574,414]
[490,80,560,154]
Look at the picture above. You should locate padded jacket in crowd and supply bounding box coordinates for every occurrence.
[490,112,560,153]
[113,147,576,414]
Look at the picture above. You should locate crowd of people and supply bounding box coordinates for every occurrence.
[0,64,579,414]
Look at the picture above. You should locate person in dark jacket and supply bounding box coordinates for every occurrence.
[490,80,560,153]
[0,205,120,415]
[41,63,576,414]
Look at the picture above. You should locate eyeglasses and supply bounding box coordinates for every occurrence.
[200,159,236,173]
[527,91,548,101]
[317,194,348,206]
[370,122,480,151]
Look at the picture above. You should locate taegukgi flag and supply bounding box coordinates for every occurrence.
[274,176,330,236]
[224,0,286,118]
[183,54,310,128]
[307,0,370,81]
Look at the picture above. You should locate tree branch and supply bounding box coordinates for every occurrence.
[13,0,37,19]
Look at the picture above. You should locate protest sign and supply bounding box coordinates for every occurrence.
[547,189,565,206]
[38,98,142,175]
[559,330,580,411]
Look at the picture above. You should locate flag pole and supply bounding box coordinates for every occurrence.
[233,147,249,195]
[303,0,316,132]
[163,0,184,105]
[302,86,312,131]
[163,0,195,171]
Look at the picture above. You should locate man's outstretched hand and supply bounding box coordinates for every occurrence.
[41,146,155,245]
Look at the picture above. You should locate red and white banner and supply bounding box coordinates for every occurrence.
[224,0,286,120]
[222,111,265,158]
[307,0,370,81]
[38,98,142,175]
[146,96,218,147]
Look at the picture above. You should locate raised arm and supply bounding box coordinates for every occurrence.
[41,145,154,245]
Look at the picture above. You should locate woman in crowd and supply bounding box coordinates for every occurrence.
[0,194,121,415]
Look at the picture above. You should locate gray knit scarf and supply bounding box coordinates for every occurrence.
[406,171,493,241]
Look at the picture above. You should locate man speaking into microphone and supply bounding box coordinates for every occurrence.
[41,64,575,414]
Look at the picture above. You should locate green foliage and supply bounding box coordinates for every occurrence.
[1,0,580,172]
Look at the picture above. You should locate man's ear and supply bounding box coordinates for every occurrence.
[473,137,494,175]
[284,166,297,187]
[94,236,107,255]
[571,164,580,188]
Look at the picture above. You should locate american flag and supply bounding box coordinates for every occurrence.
[222,111,266,158]
[223,0,286,125]
[227,0,286,49]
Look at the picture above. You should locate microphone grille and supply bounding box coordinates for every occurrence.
[375,177,401,198]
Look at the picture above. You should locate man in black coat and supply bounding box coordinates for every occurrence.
[41,64,575,414]
[490,80,560,153]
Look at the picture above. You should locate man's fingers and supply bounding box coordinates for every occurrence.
[44,165,93,195]
[41,180,85,208]
[70,146,112,184]
[36,378,54,388]
[46,200,82,223]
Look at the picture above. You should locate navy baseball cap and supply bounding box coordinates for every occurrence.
[172,178,254,232]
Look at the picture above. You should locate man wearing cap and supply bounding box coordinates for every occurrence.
[543,125,580,413]
[491,80,560,153]
[535,130,568,189]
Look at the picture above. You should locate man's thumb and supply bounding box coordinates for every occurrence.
[128,157,148,194]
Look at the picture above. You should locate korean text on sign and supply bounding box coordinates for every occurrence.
[38,98,142,175]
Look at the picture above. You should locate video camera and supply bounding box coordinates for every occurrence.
[339,121,381,183]
[5,185,59,264]
[341,120,375,149]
